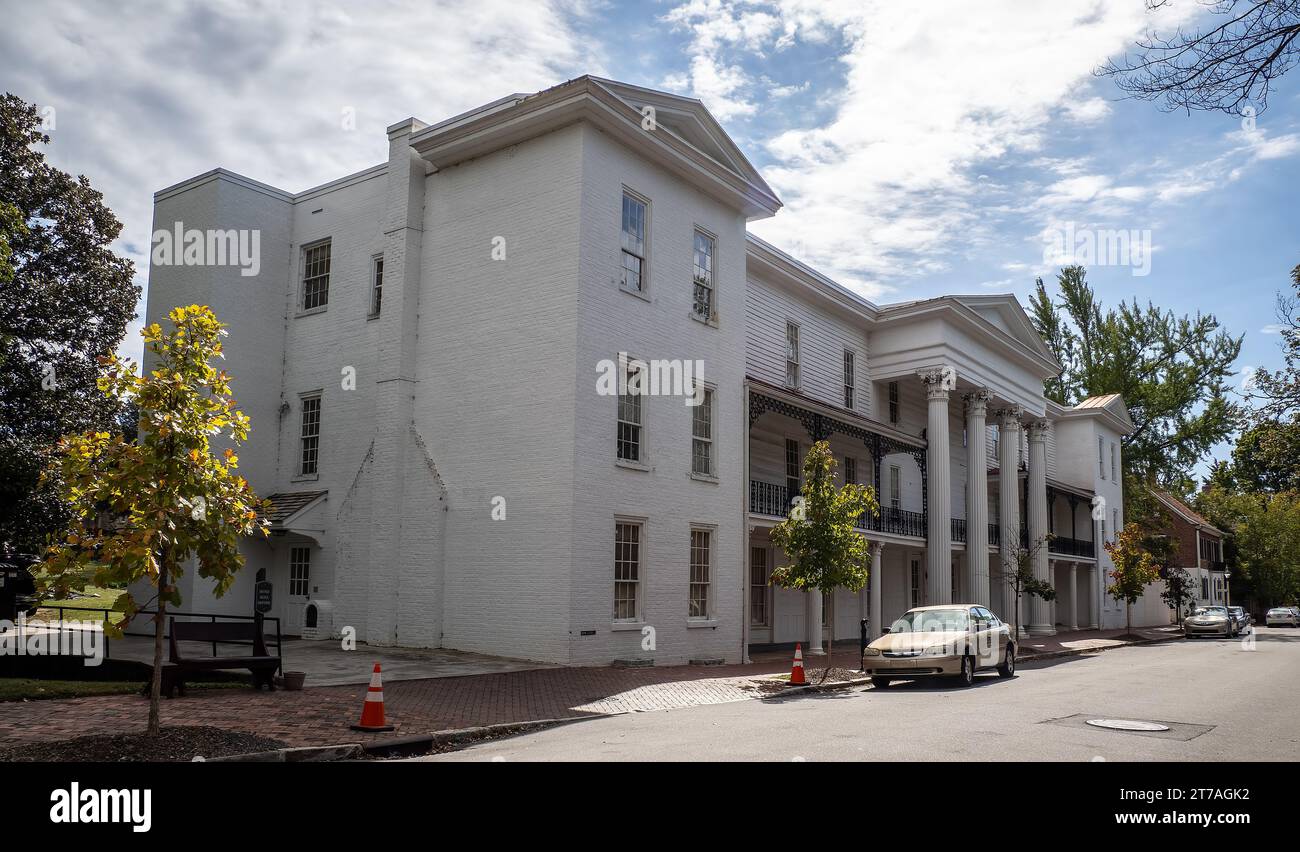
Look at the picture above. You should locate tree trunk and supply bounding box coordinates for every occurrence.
[148,558,168,736]
[1125,600,1132,636]
[820,631,833,685]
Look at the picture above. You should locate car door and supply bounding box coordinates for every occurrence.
[974,607,1003,667]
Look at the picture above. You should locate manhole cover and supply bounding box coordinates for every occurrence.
[1085,718,1170,732]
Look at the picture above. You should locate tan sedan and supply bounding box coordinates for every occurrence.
[861,604,1016,688]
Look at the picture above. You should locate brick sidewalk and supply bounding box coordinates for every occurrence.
[0,628,1177,752]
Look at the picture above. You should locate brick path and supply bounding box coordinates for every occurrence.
[0,626,1178,751]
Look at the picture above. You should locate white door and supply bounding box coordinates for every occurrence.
[284,545,312,635]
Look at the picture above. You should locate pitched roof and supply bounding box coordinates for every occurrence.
[264,491,327,527]
[1056,392,1136,435]
[1153,490,1223,536]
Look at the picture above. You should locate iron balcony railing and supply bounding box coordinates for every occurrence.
[951,518,966,543]
[1050,535,1096,558]
[988,523,1000,547]
[749,481,926,538]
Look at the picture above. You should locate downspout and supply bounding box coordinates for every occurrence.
[741,380,751,664]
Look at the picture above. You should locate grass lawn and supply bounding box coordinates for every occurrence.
[0,677,252,701]
[31,585,126,625]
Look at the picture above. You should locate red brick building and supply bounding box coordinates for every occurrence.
[1154,491,1226,611]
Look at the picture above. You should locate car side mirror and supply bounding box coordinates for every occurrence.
[881,627,891,635]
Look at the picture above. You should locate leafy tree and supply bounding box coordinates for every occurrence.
[998,535,1057,639]
[1105,523,1162,636]
[770,440,878,682]
[0,92,140,553]
[1029,266,1243,524]
[40,306,270,734]
[1161,565,1196,624]
[1100,1,1300,116]
[1196,486,1300,607]
[1219,417,1300,492]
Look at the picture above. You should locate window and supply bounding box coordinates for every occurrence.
[785,439,800,510]
[692,229,714,321]
[617,360,643,462]
[890,465,901,510]
[1201,576,1209,600]
[301,240,331,311]
[1100,516,1107,544]
[691,387,714,477]
[1113,508,1119,539]
[299,394,321,475]
[785,322,800,388]
[888,381,899,424]
[614,521,642,621]
[369,255,383,317]
[620,192,647,292]
[1110,442,1117,481]
[843,350,855,409]
[750,547,770,626]
[992,424,1000,458]
[689,528,711,618]
[844,456,857,485]
[910,557,921,608]
[289,547,310,597]
[1098,436,1106,479]
[822,587,833,628]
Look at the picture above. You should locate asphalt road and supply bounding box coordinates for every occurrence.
[416,626,1300,761]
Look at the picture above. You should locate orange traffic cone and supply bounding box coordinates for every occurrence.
[351,663,396,732]
[789,643,807,685]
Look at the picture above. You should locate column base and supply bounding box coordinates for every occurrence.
[1087,623,1099,631]
[1027,623,1056,637]
[805,646,826,656]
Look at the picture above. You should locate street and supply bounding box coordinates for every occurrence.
[417,627,1300,762]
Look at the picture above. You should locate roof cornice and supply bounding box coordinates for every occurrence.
[408,76,782,219]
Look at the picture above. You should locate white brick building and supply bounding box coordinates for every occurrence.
[140,76,1163,667]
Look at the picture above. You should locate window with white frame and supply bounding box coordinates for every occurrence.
[692,229,714,321]
[369,254,383,317]
[689,528,712,618]
[691,387,714,477]
[301,240,331,311]
[910,557,921,608]
[614,521,642,621]
[992,424,1000,458]
[750,547,770,627]
[888,381,899,424]
[299,394,321,475]
[617,360,643,462]
[289,547,310,597]
[1098,436,1106,479]
[1110,442,1117,481]
[1100,516,1107,544]
[890,464,901,509]
[844,456,857,485]
[1113,508,1119,538]
[843,350,855,409]
[785,322,800,387]
[620,192,647,292]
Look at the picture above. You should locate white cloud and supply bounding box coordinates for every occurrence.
[1261,323,1285,334]
[0,0,600,363]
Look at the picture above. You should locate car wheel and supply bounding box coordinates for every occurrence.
[957,655,975,687]
[871,676,891,689]
[997,644,1015,678]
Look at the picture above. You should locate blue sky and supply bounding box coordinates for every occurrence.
[2,1,1297,476]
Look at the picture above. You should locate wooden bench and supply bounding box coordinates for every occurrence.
[159,618,281,697]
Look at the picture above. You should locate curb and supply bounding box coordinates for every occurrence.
[1017,633,1176,662]
[206,742,364,763]
[360,715,608,758]
[764,675,873,699]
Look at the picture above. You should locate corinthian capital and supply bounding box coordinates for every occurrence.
[1026,418,1052,441]
[918,365,956,400]
[964,388,992,417]
[994,405,1023,429]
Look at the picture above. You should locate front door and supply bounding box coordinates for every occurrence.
[284,545,312,635]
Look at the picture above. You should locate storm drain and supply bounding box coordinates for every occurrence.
[1042,713,1215,741]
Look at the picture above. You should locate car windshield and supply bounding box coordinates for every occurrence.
[1192,606,1227,616]
[890,608,969,633]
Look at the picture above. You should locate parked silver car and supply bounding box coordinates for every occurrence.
[1184,605,1237,638]
[1265,607,1299,627]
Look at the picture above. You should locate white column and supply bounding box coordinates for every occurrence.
[869,542,884,639]
[1088,565,1100,629]
[1068,563,1079,631]
[921,367,953,606]
[806,589,824,655]
[964,390,991,607]
[996,407,1023,626]
[1026,418,1055,636]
